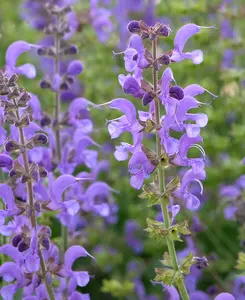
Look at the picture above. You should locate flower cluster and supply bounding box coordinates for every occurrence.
[0,72,94,299]
[0,1,118,299]
[102,19,235,299]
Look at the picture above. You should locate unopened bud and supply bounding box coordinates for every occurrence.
[195,256,208,269]
[169,86,184,100]
[12,234,22,247]
[127,20,141,33]
[142,92,154,106]
[33,133,48,145]
[4,140,20,153]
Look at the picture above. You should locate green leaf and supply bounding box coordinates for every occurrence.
[236,252,245,271]
[165,176,180,193]
[154,268,182,286]
[145,218,168,241]
[180,252,194,275]
[139,182,161,206]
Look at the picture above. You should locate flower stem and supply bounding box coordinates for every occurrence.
[54,18,68,256]
[54,31,61,162]
[152,39,189,300]
[14,100,56,300]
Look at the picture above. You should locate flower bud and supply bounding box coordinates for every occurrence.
[18,240,29,252]
[26,205,33,218]
[142,92,154,106]
[12,234,22,247]
[41,236,50,250]
[158,54,171,65]
[18,92,31,107]
[39,167,48,178]
[40,80,51,89]
[4,140,20,153]
[60,81,69,90]
[9,169,17,178]
[33,133,48,145]
[64,45,78,55]
[40,115,51,127]
[195,256,208,269]
[158,24,171,37]
[9,74,18,83]
[67,60,83,76]
[127,20,141,33]
[169,86,184,100]
[34,201,41,213]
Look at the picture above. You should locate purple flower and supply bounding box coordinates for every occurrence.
[125,220,143,253]
[64,245,94,288]
[171,24,215,64]
[90,0,113,43]
[128,151,155,189]
[173,167,206,210]
[5,41,37,78]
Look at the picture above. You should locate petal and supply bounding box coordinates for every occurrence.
[236,175,245,189]
[179,134,203,158]
[73,271,90,287]
[6,41,31,67]
[83,150,98,168]
[0,284,18,300]
[215,293,235,300]
[183,50,203,64]
[187,113,208,127]
[67,60,83,76]
[220,185,240,199]
[0,184,15,210]
[86,182,114,200]
[130,172,144,190]
[184,193,200,210]
[69,97,89,120]
[51,175,78,202]
[123,77,144,98]
[0,262,22,283]
[109,98,137,125]
[0,154,13,170]
[184,84,205,97]
[160,67,174,99]
[114,143,130,161]
[25,253,40,273]
[16,63,36,78]
[185,124,200,138]
[224,206,237,220]
[128,34,144,55]
[0,245,22,263]
[189,291,210,300]
[63,200,80,216]
[64,245,94,270]
[70,292,90,300]
[52,74,61,91]
[164,285,180,300]
[174,24,200,52]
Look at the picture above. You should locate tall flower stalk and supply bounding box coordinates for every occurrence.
[0,72,56,299]
[151,38,189,300]
[104,20,218,299]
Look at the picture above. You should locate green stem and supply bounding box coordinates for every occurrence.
[14,99,56,300]
[152,39,189,300]
[39,249,56,300]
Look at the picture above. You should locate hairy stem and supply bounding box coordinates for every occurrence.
[54,18,68,256]
[54,32,61,162]
[152,39,189,300]
[14,100,56,300]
